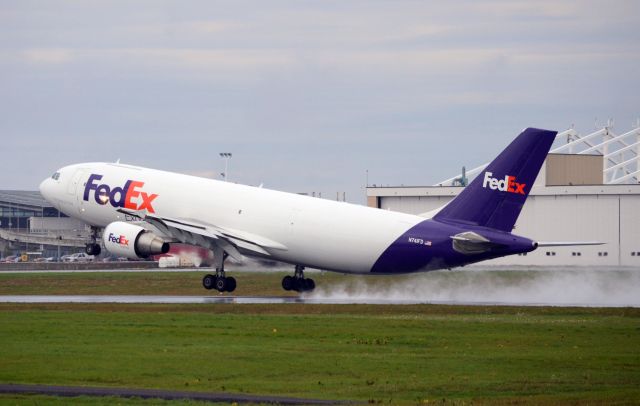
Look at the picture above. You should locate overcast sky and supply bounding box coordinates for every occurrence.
[2,1,639,203]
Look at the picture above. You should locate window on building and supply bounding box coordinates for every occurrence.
[604,252,608,256]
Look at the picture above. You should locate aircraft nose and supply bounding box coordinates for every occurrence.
[39,177,54,202]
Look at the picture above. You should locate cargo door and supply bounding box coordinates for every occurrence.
[67,169,87,214]
[67,169,85,195]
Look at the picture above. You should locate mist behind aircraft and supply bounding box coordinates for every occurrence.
[308,268,640,307]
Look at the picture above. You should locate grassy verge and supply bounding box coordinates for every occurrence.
[1,303,639,404]
[0,395,220,405]
[0,270,347,296]
[2,269,636,299]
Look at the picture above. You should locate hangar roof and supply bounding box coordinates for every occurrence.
[437,124,640,186]
[0,190,52,209]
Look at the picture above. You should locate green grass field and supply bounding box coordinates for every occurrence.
[0,271,639,405]
[0,270,322,296]
[0,395,213,405]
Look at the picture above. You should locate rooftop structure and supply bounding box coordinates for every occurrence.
[0,190,64,229]
[0,190,86,258]
[438,122,640,187]
[0,190,52,208]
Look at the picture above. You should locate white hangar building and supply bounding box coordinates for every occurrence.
[367,124,640,267]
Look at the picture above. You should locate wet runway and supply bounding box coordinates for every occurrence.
[0,294,635,307]
[2,267,638,307]
[0,383,342,405]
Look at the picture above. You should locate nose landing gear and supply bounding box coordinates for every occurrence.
[85,243,101,256]
[282,265,315,292]
[85,227,102,256]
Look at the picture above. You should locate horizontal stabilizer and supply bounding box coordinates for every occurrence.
[536,241,604,247]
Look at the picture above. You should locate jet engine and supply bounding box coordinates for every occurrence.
[103,221,169,259]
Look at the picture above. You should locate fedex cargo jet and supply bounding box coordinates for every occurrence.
[39,128,594,293]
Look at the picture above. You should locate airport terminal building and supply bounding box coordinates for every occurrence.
[367,125,640,267]
[0,190,88,259]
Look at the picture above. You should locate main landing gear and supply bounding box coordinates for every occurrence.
[85,227,101,256]
[282,265,315,292]
[202,251,236,293]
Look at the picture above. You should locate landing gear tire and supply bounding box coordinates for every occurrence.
[202,274,215,290]
[296,278,315,292]
[282,275,294,291]
[205,248,237,293]
[203,274,235,292]
[225,277,236,293]
[211,276,236,293]
[215,277,227,292]
[286,265,315,292]
[85,243,101,256]
[305,278,315,291]
[281,275,315,292]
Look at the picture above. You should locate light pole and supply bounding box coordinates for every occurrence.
[57,208,61,260]
[219,153,232,181]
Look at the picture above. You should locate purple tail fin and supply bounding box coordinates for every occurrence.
[434,127,557,232]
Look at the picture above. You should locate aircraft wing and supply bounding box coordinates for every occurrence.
[116,209,287,261]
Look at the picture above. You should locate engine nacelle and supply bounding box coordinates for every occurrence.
[103,221,169,259]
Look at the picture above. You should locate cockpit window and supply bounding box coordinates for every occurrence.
[51,172,61,180]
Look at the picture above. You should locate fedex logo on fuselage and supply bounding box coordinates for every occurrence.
[83,174,158,213]
[482,171,526,195]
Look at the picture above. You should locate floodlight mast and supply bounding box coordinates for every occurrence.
[219,153,232,181]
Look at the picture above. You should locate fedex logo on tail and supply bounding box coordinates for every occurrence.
[482,171,526,195]
[83,174,158,213]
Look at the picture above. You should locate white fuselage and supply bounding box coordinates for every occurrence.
[40,162,425,273]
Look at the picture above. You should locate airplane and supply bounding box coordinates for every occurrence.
[39,128,599,293]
